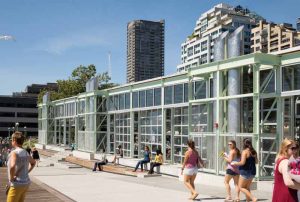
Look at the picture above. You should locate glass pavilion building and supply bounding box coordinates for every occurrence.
[38,50,300,180]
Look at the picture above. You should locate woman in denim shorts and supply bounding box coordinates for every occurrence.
[232,138,258,202]
[223,140,241,201]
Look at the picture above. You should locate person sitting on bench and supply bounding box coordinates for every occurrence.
[93,149,107,171]
[112,145,123,165]
[133,146,151,172]
[148,149,163,174]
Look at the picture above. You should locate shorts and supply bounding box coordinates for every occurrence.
[240,173,255,180]
[240,170,255,180]
[183,167,198,176]
[226,169,239,176]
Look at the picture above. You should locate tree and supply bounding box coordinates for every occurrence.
[38,64,118,103]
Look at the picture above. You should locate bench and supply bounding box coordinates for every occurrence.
[144,163,161,174]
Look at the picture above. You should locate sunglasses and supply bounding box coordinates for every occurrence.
[228,143,233,146]
[290,147,298,151]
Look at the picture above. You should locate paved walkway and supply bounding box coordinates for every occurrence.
[27,158,272,202]
[0,167,74,202]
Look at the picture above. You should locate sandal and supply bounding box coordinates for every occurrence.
[191,193,199,200]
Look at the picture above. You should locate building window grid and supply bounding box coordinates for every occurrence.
[140,109,162,156]
[115,113,131,157]
[173,107,189,164]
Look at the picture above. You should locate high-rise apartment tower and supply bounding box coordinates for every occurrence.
[127,20,164,83]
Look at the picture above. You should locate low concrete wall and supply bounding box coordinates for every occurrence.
[73,150,94,160]
[45,145,65,152]
[35,143,45,150]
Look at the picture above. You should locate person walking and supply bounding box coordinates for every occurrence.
[148,149,163,174]
[272,138,300,202]
[7,132,36,202]
[133,146,151,172]
[223,140,241,201]
[181,139,204,200]
[231,138,258,202]
[32,147,40,167]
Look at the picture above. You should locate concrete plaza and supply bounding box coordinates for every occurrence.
[28,158,273,202]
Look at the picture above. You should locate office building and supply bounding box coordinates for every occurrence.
[0,83,57,137]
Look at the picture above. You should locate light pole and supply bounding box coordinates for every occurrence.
[15,122,19,131]
[24,126,27,138]
[8,127,11,139]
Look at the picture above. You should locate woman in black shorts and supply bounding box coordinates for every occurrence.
[32,147,40,167]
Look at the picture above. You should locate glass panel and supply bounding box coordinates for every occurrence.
[119,94,125,110]
[174,84,183,104]
[154,88,161,106]
[194,80,206,99]
[132,92,139,108]
[125,93,130,109]
[164,86,173,105]
[146,89,154,107]
[139,91,146,108]
[260,69,275,93]
[113,95,119,110]
[184,83,189,102]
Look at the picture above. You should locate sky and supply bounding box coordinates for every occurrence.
[0,0,299,94]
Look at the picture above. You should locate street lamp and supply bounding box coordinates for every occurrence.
[8,127,11,138]
[24,126,27,138]
[15,122,19,131]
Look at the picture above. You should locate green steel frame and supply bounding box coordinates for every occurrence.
[38,52,300,180]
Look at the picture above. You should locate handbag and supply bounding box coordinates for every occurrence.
[5,164,25,195]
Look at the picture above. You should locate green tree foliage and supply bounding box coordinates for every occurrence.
[38,64,118,103]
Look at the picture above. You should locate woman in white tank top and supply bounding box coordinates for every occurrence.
[7,132,36,202]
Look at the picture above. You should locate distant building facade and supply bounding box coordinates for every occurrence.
[297,18,300,32]
[127,20,165,83]
[177,4,263,72]
[0,83,57,137]
[251,20,300,53]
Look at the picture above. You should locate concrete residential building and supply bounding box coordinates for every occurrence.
[0,83,57,137]
[127,20,164,83]
[251,21,300,53]
[297,18,300,32]
[177,4,263,72]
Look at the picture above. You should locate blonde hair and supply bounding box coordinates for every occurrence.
[277,138,295,159]
[12,131,25,146]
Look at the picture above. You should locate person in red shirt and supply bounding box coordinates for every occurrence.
[272,138,300,202]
